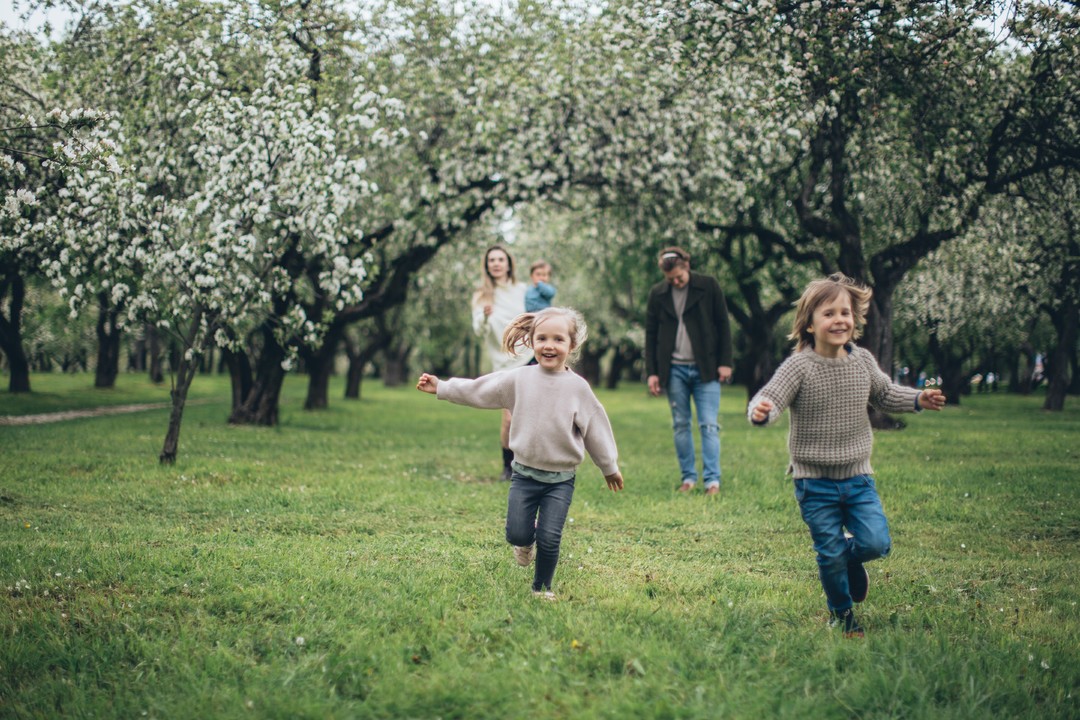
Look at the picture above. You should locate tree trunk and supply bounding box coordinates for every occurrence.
[129,332,146,372]
[1012,342,1036,394]
[306,353,334,410]
[304,329,341,410]
[222,345,254,414]
[159,351,200,464]
[147,324,165,383]
[605,341,641,390]
[229,328,287,426]
[159,309,210,465]
[1043,299,1077,412]
[864,290,897,378]
[740,320,780,405]
[345,353,364,400]
[863,284,906,427]
[927,332,964,407]
[1069,340,1080,396]
[0,272,31,393]
[343,322,393,400]
[94,293,122,388]
[576,346,604,387]
[381,342,412,388]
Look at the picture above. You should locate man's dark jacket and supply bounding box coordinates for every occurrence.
[645,271,734,387]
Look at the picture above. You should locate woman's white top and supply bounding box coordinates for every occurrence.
[472,281,532,371]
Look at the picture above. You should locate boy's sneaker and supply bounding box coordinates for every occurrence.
[532,590,557,601]
[829,608,865,638]
[848,558,869,603]
[513,544,535,567]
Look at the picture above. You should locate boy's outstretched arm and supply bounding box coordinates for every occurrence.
[918,388,946,410]
[750,398,774,424]
[604,471,624,491]
[416,373,440,394]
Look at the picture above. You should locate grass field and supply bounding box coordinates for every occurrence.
[1,373,1078,719]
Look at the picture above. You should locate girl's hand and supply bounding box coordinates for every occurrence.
[751,399,773,423]
[919,388,946,410]
[483,304,494,317]
[604,472,624,492]
[416,373,440,394]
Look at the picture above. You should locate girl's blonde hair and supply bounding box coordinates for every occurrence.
[472,244,518,307]
[788,273,872,351]
[502,307,588,362]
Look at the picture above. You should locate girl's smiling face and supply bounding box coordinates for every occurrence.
[532,315,573,371]
[809,290,854,358]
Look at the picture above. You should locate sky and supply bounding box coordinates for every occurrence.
[0,2,75,40]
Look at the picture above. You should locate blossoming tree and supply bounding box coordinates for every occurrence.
[0,29,118,393]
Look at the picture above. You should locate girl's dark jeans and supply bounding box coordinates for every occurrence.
[505,473,575,592]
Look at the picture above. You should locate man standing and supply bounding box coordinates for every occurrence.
[645,247,734,495]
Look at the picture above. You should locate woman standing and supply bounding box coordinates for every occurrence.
[472,245,532,480]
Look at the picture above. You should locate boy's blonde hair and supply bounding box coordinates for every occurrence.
[502,307,588,362]
[788,273,872,351]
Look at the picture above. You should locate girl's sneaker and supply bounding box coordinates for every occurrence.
[513,544,536,567]
[532,590,557,601]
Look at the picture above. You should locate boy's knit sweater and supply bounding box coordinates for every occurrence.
[437,364,619,477]
[748,345,921,479]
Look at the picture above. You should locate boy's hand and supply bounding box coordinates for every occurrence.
[751,399,773,423]
[604,472,624,492]
[919,388,946,410]
[416,373,440,394]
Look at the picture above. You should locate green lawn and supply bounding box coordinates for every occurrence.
[1,373,1078,719]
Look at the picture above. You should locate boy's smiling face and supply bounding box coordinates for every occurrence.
[531,266,550,284]
[809,290,854,357]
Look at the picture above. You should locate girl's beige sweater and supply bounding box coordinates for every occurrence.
[437,365,619,477]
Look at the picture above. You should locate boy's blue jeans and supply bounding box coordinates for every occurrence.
[667,364,721,488]
[506,474,575,592]
[794,475,891,612]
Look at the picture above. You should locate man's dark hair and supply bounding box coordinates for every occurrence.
[658,246,690,272]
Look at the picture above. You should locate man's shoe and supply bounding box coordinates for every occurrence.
[848,558,869,603]
[677,482,694,493]
[829,608,865,638]
[532,590,557,601]
[705,485,720,496]
[513,544,535,567]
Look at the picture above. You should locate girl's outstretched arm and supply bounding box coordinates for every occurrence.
[918,388,946,410]
[416,373,440,394]
[604,471,624,492]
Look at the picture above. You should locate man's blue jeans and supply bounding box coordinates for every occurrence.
[667,363,721,488]
[506,474,575,592]
[794,475,892,612]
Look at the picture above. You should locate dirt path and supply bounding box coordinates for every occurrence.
[0,403,170,426]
